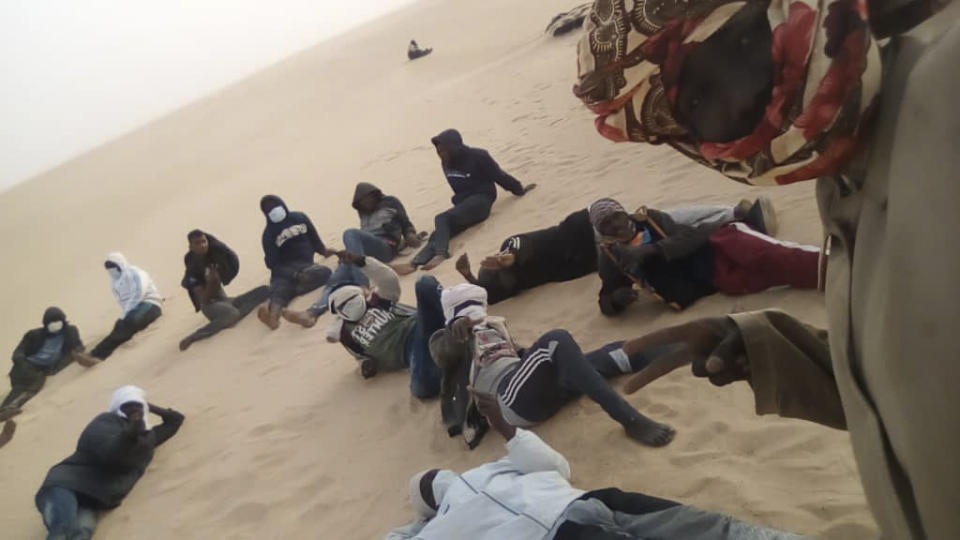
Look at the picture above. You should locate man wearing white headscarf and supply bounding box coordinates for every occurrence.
[387,390,803,539]
[35,385,183,539]
[283,251,443,398]
[89,253,163,360]
[429,283,675,449]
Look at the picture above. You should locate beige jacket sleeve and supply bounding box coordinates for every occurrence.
[729,310,846,431]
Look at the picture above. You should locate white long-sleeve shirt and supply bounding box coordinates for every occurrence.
[387,429,583,539]
[106,253,162,316]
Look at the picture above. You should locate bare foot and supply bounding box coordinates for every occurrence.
[391,262,419,276]
[257,305,280,330]
[178,336,194,352]
[282,309,317,329]
[0,407,22,423]
[625,417,676,447]
[421,255,448,271]
[74,352,101,367]
[0,420,16,448]
[455,253,472,276]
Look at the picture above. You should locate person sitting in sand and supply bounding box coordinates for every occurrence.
[89,253,163,361]
[256,195,334,330]
[34,385,184,539]
[407,39,432,60]
[393,129,536,274]
[0,307,97,422]
[388,389,801,539]
[429,283,675,449]
[178,230,270,351]
[456,198,777,305]
[590,198,818,315]
[283,251,442,398]
[308,182,426,317]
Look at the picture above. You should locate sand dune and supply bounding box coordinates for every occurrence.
[0,0,876,538]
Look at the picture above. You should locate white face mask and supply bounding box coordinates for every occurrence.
[107,267,122,280]
[46,321,64,333]
[268,206,287,223]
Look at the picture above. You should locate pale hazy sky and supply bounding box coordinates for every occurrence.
[0,0,414,190]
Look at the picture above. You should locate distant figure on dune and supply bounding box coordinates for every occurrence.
[407,39,432,60]
[307,182,425,317]
[387,389,801,539]
[34,385,183,539]
[0,307,97,422]
[544,3,591,37]
[393,129,536,274]
[455,199,777,305]
[178,230,270,351]
[590,198,814,314]
[429,283,675,449]
[256,195,333,330]
[89,253,163,361]
[283,251,443,399]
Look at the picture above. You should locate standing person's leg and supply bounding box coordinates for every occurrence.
[38,487,81,540]
[710,222,819,294]
[405,276,444,398]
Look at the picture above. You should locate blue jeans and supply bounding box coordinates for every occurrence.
[310,229,395,316]
[412,194,493,265]
[37,487,97,540]
[403,275,444,398]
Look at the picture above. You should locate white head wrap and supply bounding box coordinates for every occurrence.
[408,469,457,519]
[329,285,367,323]
[440,283,488,326]
[109,385,151,429]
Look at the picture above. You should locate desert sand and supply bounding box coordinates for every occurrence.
[0,0,878,538]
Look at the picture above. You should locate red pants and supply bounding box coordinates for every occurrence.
[710,223,819,295]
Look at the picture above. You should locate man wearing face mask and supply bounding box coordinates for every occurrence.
[0,307,95,421]
[89,253,163,361]
[285,251,442,398]
[257,195,334,330]
[34,385,183,539]
[575,0,960,537]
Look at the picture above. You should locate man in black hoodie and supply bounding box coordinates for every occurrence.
[35,385,183,539]
[590,198,818,314]
[178,230,271,351]
[296,183,424,319]
[1,307,97,421]
[394,129,536,274]
[258,195,334,329]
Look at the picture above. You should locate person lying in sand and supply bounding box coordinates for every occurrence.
[590,198,817,315]
[387,390,802,540]
[308,182,426,317]
[34,385,184,539]
[283,251,442,399]
[0,307,97,422]
[393,129,536,274]
[407,39,432,60]
[455,198,777,305]
[89,253,163,361]
[429,283,675,448]
[256,194,333,330]
[178,230,270,351]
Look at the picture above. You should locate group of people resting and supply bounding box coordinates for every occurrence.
[4,124,827,538]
